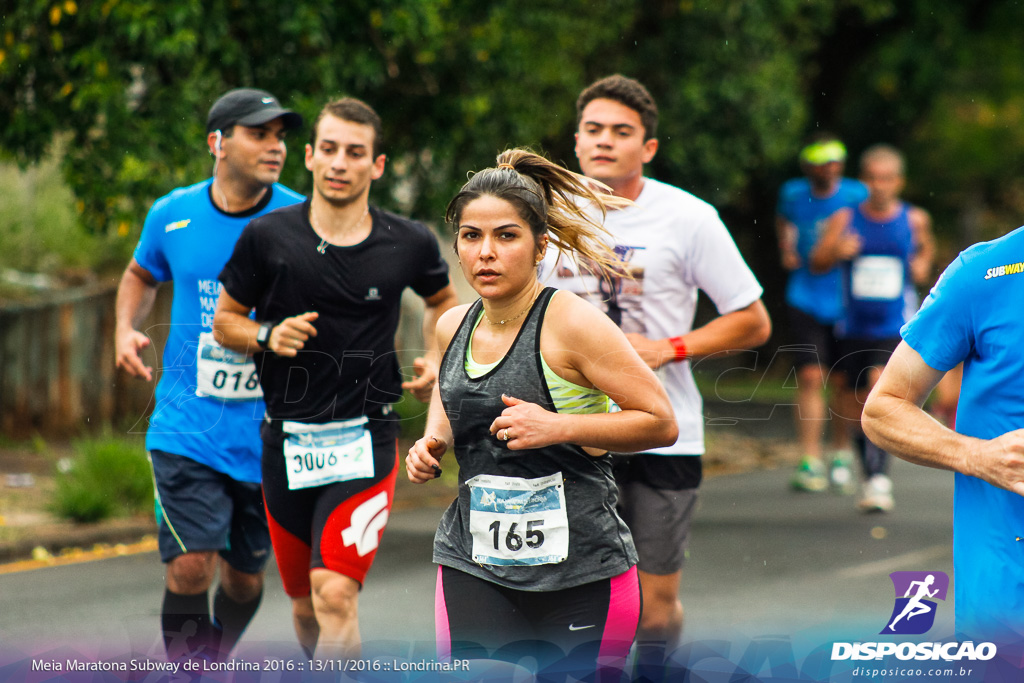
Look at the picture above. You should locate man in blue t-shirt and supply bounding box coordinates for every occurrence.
[776,134,867,493]
[114,88,304,663]
[863,226,1024,644]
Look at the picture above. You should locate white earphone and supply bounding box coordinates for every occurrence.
[214,130,223,153]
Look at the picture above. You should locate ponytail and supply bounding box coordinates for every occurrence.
[446,148,630,279]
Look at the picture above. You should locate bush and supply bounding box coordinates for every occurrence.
[50,484,115,524]
[49,436,153,523]
[0,138,134,283]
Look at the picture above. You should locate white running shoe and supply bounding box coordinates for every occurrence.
[858,474,894,513]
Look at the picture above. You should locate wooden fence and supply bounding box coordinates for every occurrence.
[0,284,169,438]
[0,273,467,439]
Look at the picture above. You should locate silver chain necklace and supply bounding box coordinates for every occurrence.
[310,205,370,254]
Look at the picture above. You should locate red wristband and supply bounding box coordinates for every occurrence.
[669,336,689,362]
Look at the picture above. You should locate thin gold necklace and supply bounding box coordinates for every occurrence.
[310,204,370,254]
[483,289,540,326]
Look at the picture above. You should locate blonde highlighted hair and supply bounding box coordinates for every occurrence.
[445,148,630,278]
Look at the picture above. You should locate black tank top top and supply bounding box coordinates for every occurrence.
[432,287,636,591]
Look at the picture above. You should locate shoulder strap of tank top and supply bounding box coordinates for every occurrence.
[528,287,557,354]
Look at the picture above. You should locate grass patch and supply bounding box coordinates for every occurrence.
[49,435,153,523]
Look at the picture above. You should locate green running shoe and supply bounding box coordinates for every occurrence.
[791,456,827,492]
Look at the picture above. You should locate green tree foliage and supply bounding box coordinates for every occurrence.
[1,0,1020,263]
[0,0,836,242]
[0,0,631,240]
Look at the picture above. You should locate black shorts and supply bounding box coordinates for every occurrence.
[785,306,842,370]
[435,565,640,676]
[149,450,271,574]
[613,454,701,574]
[260,418,398,596]
[613,452,702,490]
[836,337,901,390]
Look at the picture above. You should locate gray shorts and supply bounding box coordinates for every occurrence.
[614,454,701,575]
[150,449,270,573]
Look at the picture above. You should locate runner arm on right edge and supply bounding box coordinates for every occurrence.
[862,341,1024,496]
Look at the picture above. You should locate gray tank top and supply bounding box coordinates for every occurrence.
[432,287,637,591]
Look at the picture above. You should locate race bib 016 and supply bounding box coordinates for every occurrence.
[467,472,568,566]
[282,417,374,490]
[195,332,262,401]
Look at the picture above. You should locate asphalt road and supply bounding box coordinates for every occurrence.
[0,457,956,678]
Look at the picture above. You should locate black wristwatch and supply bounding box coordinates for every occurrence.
[255,321,275,349]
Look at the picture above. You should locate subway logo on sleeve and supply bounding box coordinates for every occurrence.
[984,261,1024,280]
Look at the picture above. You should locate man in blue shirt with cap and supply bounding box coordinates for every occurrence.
[115,88,304,663]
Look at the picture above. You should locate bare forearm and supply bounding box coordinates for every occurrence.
[809,216,849,273]
[423,388,454,453]
[114,264,160,379]
[862,395,974,473]
[115,268,157,333]
[685,301,771,358]
[212,311,261,354]
[808,245,837,273]
[557,410,677,453]
[864,392,1024,496]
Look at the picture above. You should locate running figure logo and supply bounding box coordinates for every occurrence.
[881,571,949,635]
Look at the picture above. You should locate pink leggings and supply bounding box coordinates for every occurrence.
[435,564,640,678]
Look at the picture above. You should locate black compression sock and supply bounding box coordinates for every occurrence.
[633,640,668,683]
[162,588,215,663]
[212,585,262,658]
[853,433,868,473]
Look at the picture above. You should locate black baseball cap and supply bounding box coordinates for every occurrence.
[206,88,303,133]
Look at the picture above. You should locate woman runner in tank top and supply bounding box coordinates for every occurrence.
[406,149,678,679]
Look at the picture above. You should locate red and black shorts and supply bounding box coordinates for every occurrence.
[260,418,398,597]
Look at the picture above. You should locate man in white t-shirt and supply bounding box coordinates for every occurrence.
[541,75,771,674]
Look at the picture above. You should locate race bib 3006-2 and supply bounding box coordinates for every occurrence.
[282,417,374,490]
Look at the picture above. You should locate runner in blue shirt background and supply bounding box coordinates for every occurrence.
[776,134,867,494]
[114,88,304,664]
[864,225,1024,647]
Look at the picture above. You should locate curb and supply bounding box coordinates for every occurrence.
[0,518,157,564]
